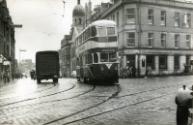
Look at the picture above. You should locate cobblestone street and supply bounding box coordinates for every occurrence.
[0,76,193,125]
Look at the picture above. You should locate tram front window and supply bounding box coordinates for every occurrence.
[101,53,108,62]
[109,52,117,62]
[94,53,98,63]
[97,27,106,36]
[107,27,115,36]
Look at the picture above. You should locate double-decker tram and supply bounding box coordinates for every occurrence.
[75,20,119,83]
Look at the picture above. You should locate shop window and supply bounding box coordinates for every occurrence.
[146,55,155,69]
[159,55,167,70]
[186,55,190,65]
[174,55,180,70]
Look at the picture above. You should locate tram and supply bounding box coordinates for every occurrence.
[75,20,119,83]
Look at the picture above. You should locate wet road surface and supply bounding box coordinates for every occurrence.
[0,76,193,125]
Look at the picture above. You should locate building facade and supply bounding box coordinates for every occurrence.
[59,0,85,77]
[59,35,72,77]
[61,0,193,77]
[86,0,193,76]
[0,0,16,81]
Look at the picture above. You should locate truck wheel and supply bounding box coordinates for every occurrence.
[53,78,58,83]
[37,79,41,84]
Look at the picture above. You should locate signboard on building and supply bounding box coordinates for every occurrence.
[3,61,10,66]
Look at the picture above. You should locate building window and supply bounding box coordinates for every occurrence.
[186,35,191,48]
[184,13,191,28]
[126,8,135,24]
[161,33,166,47]
[146,55,155,70]
[148,9,154,24]
[111,14,115,21]
[175,34,180,47]
[127,32,135,46]
[159,55,167,70]
[174,12,180,27]
[160,10,166,26]
[174,55,180,70]
[148,33,154,46]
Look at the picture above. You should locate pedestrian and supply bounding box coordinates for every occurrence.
[175,85,193,125]
[132,66,136,77]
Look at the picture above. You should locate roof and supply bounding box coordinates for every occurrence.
[73,4,85,17]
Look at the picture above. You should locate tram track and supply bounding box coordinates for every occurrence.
[42,83,121,125]
[42,80,191,125]
[0,84,96,117]
[0,83,76,107]
[61,91,174,125]
[0,84,97,121]
[0,78,192,125]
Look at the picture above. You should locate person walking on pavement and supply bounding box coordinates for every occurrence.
[175,85,193,125]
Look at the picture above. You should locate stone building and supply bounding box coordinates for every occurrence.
[0,0,16,80]
[59,0,85,77]
[61,0,193,77]
[86,0,193,76]
[59,35,71,77]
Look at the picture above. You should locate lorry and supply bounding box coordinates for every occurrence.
[36,51,59,84]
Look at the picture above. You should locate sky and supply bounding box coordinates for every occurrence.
[6,0,110,62]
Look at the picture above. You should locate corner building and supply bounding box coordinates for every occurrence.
[90,0,193,76]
